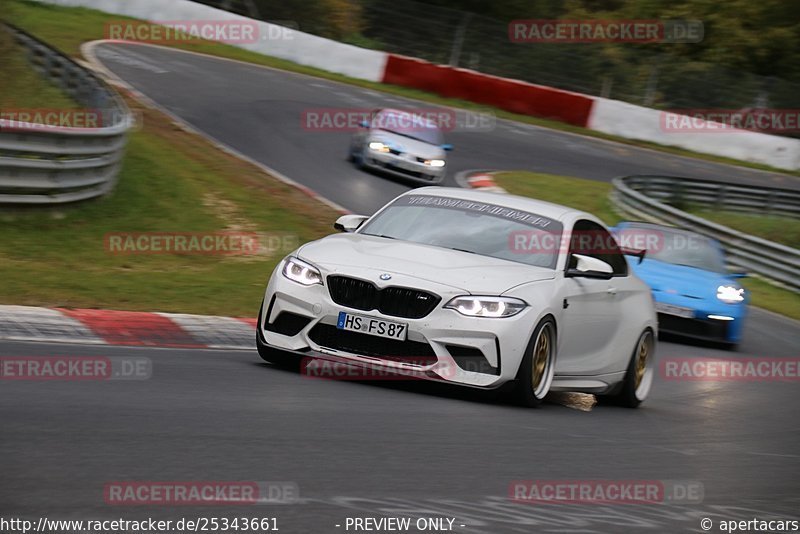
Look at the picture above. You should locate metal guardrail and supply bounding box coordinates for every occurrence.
[621,175,800,218]
[0,24,132,204]
[611,175,800,292]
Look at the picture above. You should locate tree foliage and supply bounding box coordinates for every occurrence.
[418,0,800,82]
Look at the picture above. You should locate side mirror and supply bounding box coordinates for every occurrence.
[359,120,370,128]
[334,214,368,233]
[728,272,748,279]
[566,254,614,279]
[441,143,453,151]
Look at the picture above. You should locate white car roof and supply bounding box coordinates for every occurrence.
[404,186,590,223]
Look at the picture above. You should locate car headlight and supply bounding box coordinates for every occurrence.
[368,141,390,153]
[425,159,446,167]
[444,296,527,318]
[282,257,322,286]
[717,285,744,303]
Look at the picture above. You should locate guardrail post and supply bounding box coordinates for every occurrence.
[765,190,776,215]
[669,179,686,211]
[716,185,727,211]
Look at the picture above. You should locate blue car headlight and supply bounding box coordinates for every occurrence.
[717,285,744,304]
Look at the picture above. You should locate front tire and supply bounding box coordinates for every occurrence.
[349,144,367,169]
[512,318,556,408]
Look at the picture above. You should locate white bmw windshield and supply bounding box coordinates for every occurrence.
[360,195,563,269]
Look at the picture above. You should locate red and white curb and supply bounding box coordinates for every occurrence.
[0,305,256,350]
[455,170,507,193]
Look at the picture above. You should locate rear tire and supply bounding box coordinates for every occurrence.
[256,301,301,371]
[512,318,556,408]
[603,329,655,408]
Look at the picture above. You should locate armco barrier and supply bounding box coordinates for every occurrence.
[621,175,800,218]
[0,25,132,204]
[612,175,800,291]
[381,54,594,127]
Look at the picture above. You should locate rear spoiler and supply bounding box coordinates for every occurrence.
[621,248,647,264]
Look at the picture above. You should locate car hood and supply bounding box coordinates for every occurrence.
[299,233,554,294]
[631,258,737,300]
[369,131,445,160]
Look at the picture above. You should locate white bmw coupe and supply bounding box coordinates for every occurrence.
[257,187,657,407]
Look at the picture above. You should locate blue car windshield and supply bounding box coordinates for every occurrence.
[620,225,725,272]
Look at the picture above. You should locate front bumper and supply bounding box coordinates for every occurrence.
[362,150,445,184]
[259,266,534,388]
[654,295,746,343]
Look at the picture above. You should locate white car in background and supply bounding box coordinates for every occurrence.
[348,108,452,184]
[257,187,657,407]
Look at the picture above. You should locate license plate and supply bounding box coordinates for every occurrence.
[337,312,407,340]
[655,302,695,319]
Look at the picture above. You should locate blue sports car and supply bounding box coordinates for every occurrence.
[612,222,748,349]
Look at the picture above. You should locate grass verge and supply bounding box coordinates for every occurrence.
[5,0,800,178]
[686,209,799,249]
[494,171,800,321]
[0,32,78,110]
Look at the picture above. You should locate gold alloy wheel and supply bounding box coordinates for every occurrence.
[634,334,650,389]
[531,326,550,391]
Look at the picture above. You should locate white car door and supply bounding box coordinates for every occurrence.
[556,220,627,375]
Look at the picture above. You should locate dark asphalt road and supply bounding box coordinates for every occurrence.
[0,42,798,534]
[1,311,798,533]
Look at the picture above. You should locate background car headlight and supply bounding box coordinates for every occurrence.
[282,257,322,286]
[717,285,744,303]
[368,141,390,152]
[425,159,446,167]
[445,296,527,318]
